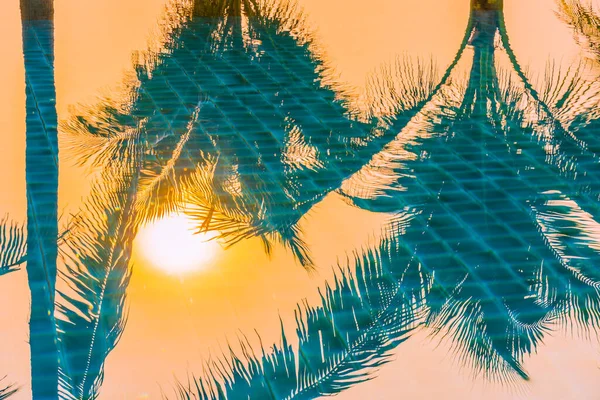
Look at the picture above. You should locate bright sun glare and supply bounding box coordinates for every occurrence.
[137,213,220,275]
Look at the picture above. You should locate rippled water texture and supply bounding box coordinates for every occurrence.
[1,0,600,398]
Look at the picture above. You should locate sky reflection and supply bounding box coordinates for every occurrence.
[1,0,600,399]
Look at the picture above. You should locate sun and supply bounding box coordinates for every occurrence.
[136,213,220,275]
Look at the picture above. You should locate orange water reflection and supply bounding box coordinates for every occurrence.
[1,0,599,399]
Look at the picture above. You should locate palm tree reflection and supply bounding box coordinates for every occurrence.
[0,218,25,397]
[342,0,600,385]
[59,1,437,398]
[558,0,600,64]
[64,0,439,268]
[0,378,18,400]
[171,1,600,397]
[57,161,139,399]
[174,215,428,399]
[8,0,600,398]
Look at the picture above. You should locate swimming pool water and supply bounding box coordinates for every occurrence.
[4,0,600,399]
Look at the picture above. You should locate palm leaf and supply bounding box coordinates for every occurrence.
[498,62,600,219]
[0,386,18,400]
[0,216,27,275]
[425,278,552,384]
[171,3,600,397]
[170,217,426,399]
[557,0,600,62]
[497,6,600,174]
[185,161,315,267]
[57,156,139,399]
[0,377,18,400]
[133,105,203,225]
[531,190,600,334]
[64,0,444,272]
[61,97,143,169]
[343,21,600,216]
[340,70,562,385]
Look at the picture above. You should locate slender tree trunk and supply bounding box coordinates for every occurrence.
[193,0,204,17]
[193,0,243,17]
[20,0,54,20]
[20,0,60,398]
[471,0,503,10]
[468,1,502,117]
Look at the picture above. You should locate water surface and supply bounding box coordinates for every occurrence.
[1,0,600,399]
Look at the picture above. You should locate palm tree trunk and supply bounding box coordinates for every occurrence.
[193,0,203,17]
[471,0,503,10]
[20,0,54,20]
[193,0,243,17]
[20,1,60,398]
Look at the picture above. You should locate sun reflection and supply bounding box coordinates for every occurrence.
[137,213,220,275]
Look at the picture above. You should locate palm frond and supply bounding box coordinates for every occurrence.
[67,0,438,275]
[250,0,312,42]
[133,105,202,225]
[185,158,316,268]
[342,53,600,214]
[0,377,18,400]
[0,216,27,275]
[497,61,600,210]
[339,81,462,214]
[425,283,551,384]
[170,219,426,399]
[497,8,600,166]
[341,66,562,385]
[288,264,421,398]
[57,158,139,399]
[61,97,142,169]
[364,56,439,124]
[64,0,357,253]
[557,0,600,62]
[532,191,600,334]
[532,62,600,145]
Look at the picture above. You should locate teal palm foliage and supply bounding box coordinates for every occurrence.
[0,218,26,397]
[556,0,600,164]
[64,0,350,268]
[531,190,600,333]
[57,168,138,399]
[56,107,143,398]
[173,216,427,399]
[341,0,600,382]
[558,0,600,63]
[11,0,600,399]
[64,0,439,268]
[168,2,600,397]
[0,377,18,400]
[0,217,27,276]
